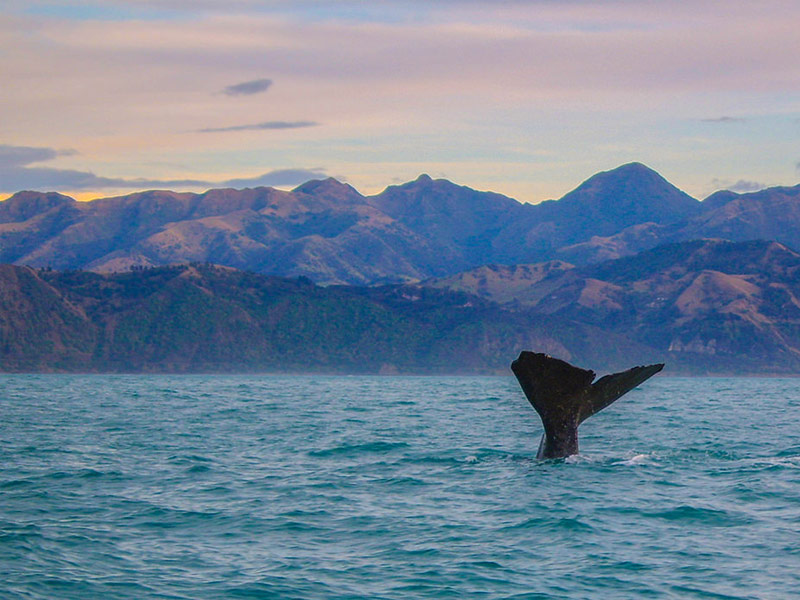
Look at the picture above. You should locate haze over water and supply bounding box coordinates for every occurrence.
[2,375,799,599]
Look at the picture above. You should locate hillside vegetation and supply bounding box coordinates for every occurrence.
[3,239,800,374]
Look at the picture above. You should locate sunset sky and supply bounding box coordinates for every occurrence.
[2,0,799,203]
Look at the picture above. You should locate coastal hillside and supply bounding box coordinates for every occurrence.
[0,263,608,374]
[423,239,800,373]
[3,239,800,374]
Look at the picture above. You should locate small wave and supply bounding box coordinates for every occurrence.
[119,504,226,530]
[755,454,800,467]
[617,451,659,466]
[167,454,217,476]
[777,445,800,457]
[404,454,465,467]
[309,440,409,457]
[647,505,753,526]
[675,447,742,463]
[564,453,599,465]
[611,447,740,468]
[396,546,441,557]
[728,454,800,472]
[186,464,212,474]
[27,467,125,482]
[402,448,532,469]
[0,522,43,544]
[77,467,111,479]
[271,519,324,533]
[466,560,506,570]
[373,475,428,487]
[279,508,332,519]
[622,454,650,465]
[167,453,214,464]
[0,478,35,490]
[501,516,594,533]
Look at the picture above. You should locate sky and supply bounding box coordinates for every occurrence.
[2,0,799,203]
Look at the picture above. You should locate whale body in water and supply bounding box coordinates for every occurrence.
[511,351,664,459]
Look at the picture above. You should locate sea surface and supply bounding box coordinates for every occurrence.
[1,375,799,599]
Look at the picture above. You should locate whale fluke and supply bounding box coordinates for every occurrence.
[511,351,664,459]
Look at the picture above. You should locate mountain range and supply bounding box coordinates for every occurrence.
[3,162,799,285]
[3,162,800,374]
[2,238,799,374]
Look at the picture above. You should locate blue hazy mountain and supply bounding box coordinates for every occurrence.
[1,163,798,284]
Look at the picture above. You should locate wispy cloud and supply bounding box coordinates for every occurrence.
[701,116,747,123]
[221,168,327,188]
[4,0,800,200]
[712,178,769,193]
[198,121,319,133]
[221,78,272,96]
[0,144,325,192]
[795,160,800,173]
[0,145,77,166]
[0,144,204,190]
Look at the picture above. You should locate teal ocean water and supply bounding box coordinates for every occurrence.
[2,375,799,599]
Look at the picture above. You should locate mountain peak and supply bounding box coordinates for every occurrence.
[291,178,365,206]
[579,162,671,188]
[0,191,76,224]
[292,177,355,194]
[550,163,701,239]
[611,161,655,174]
[389,173,449,193]
[5,190,76,205]
[702,190,739,212]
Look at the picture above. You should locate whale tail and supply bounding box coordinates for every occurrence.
[511,352,664,458]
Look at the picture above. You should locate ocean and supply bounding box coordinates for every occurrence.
[1,374,799,599]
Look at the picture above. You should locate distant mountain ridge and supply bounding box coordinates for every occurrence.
[2,163,799,284]
[529,162,702,244]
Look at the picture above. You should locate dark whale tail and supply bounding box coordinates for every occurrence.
[511,352,664,459]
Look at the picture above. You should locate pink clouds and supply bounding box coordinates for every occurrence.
[1,0,799,200]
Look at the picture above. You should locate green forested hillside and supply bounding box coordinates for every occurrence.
[4,239,800,375]
[1,263,614,374]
